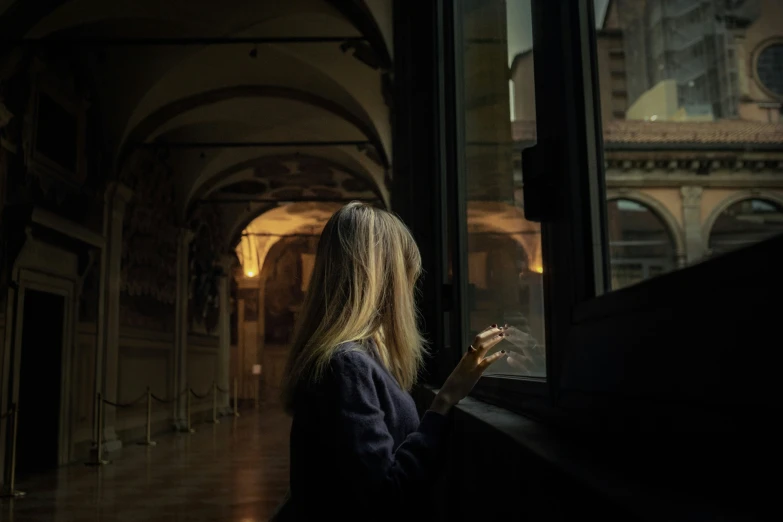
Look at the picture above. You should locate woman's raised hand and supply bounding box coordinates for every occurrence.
[430,324,507,414]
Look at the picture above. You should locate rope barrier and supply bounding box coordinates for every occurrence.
[101,390,148,409]
[86,377,242,465]
[151,387,189,405]
[189,385,212,400]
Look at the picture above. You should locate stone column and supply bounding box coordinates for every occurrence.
[173,228,194,430]
[217,255,234,414]
[681,186,704,265]
[98,182,133,452]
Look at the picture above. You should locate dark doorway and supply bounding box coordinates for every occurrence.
[15,289,65,477]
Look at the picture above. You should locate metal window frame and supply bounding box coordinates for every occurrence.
[444,0,609,416]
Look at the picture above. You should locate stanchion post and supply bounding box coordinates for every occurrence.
[1,403,26,499]
[233,377,240,417]
[186,384,195,433]
[138,387,156,447]
[254,379,259,410]
[209,382,220,424]
[86,393,109,466]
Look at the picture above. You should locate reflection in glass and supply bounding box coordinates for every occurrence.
[459,0,544,377]
[608,199,677,290]
[709,199,783,256]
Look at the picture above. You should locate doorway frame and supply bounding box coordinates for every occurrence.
[9,267,76,467]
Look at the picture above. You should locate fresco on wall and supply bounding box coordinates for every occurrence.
[188,203,224,335]
[118,149,177,332]
[262,236,316,345]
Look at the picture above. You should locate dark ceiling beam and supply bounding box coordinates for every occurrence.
[135,140,371,149]
[242,232,323,238]
[197,196,379,204]
[3,36,367,45]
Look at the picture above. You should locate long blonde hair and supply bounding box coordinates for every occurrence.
[281,201,427,413]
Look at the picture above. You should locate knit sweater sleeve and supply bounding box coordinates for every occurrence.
[321,350,448,512]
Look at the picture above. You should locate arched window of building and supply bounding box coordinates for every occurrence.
[607,198,677,290]
[708,198,783,257]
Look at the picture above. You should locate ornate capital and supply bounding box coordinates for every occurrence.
[680,186,703,207]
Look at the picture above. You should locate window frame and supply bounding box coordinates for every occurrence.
[441,0,783,432]
[447,0,609,414]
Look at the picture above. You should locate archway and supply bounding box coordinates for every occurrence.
[257,235,318,402]
[708,198,783,257]
[607,198,679,290]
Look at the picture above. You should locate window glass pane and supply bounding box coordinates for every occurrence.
[708,198,783,256]
[593,0,783,290]
[459,0,544,377]
[608,198,678,289]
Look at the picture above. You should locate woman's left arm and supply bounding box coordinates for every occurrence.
[325,352,448,508]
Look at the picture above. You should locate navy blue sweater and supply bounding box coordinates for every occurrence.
[286,340,449,521]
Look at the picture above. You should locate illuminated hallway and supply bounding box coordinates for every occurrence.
[4,408,290,522]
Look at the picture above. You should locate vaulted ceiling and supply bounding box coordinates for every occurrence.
[0,0,392,259]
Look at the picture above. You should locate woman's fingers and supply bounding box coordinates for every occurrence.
[478,323,500,335]
[479,350,507,370]
[473,327,504,352]
[472,328,505,357]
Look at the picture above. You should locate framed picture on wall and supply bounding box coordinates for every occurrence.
[24,70,88,188]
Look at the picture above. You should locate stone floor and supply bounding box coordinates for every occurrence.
[0,407,291,522]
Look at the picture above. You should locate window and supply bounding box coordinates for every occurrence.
[708,198,783,257]
[607,198,678,290]
[756,42,783,97]
[457,0,544,377]
[598,0,783,291]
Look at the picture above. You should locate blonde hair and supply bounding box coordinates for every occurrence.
[281,201,427,413]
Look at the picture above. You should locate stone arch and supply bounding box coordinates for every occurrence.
[118,85,389,170]
[702,190,783,254]
[226,203,280,251]
[187,152,385,218]
[607,189,687,263]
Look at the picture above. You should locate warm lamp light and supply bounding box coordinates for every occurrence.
[246,271,255,278]
[532,265,543,274]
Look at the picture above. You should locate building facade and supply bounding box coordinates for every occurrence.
[511,0,783,290]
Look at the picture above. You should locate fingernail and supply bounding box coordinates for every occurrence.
[499,333,505,337]
[491,323,497,328]
[501,350,506,354]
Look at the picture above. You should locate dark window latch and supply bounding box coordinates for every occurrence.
[521,141,558,223]
[441,283,453,312]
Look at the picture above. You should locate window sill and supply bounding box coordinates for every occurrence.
[416,386,770,522]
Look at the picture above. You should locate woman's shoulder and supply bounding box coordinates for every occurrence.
[330,341,378,374]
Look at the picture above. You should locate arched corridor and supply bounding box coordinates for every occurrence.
[0,0,394,509]
[0,0,782,520]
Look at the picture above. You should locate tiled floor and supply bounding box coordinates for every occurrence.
[1,407,291,521]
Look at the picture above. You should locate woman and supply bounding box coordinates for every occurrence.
[275,201,507,521]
